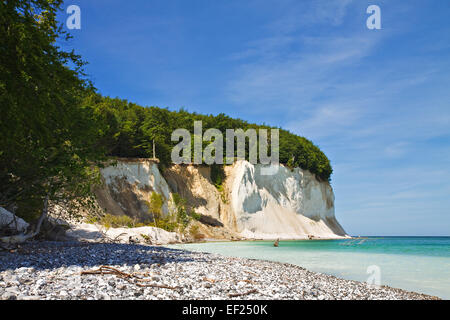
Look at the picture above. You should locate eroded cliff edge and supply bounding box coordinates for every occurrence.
[94,159,348,240]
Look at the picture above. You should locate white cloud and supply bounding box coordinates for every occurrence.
[226,32,383,114]
[266,0,355,34]
[383,142,410,158]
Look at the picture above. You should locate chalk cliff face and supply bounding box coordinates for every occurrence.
[95,159,348,239]
[225,161,347,239]
[95,159,172,221]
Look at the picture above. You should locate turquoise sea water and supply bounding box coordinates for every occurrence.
[169,237,450,299]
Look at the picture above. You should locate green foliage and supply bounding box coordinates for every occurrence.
[85,93,333,181]
[147,191,187,233]
[176,209,190,231]
[100,214,135,229]
[210,164,225,188]
[0,0,105,220]
[171,193,205,227]
[190,212,202,221]
[14,196,44,223]
[286,155,295,169]
[86,215,100,225]
[145,192,194,233]
[172,193,185,207]
[171,193,190,230]
[210,164,228,202]
[155,218,178,233]
[148,191,164,226]
[98,211,180,233]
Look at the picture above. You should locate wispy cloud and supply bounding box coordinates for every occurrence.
[265,0,355,34]
[226,32,383,114]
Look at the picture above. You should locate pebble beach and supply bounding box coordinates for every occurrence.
[0,241,440,300]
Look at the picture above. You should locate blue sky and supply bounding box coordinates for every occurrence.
[58,0,450,236]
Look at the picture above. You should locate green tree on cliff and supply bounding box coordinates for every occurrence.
[148,192,164,227]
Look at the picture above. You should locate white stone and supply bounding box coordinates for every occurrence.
[66,223,181,245]
[0,207,29,233]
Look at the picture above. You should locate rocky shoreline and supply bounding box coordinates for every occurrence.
[0,241,440,300]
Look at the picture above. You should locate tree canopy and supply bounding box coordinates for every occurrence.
[86,93,333,182]
[0,0,104,220]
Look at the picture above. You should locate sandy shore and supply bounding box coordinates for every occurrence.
[0,241,440,300]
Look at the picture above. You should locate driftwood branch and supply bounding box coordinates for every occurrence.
[228,289,258,298]
[80,265,181,290]
[81,266,259,295]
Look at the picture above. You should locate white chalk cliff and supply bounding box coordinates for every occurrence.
[94,159,348,240]
[95,159,172,221]
[225,161,347,239]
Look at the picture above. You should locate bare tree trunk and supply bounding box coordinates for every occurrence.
[0,195,49,244]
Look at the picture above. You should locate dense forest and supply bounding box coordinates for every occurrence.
[0,0,332,221]
[86,93,333,181]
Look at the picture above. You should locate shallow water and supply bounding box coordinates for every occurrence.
[168,237,450,299]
